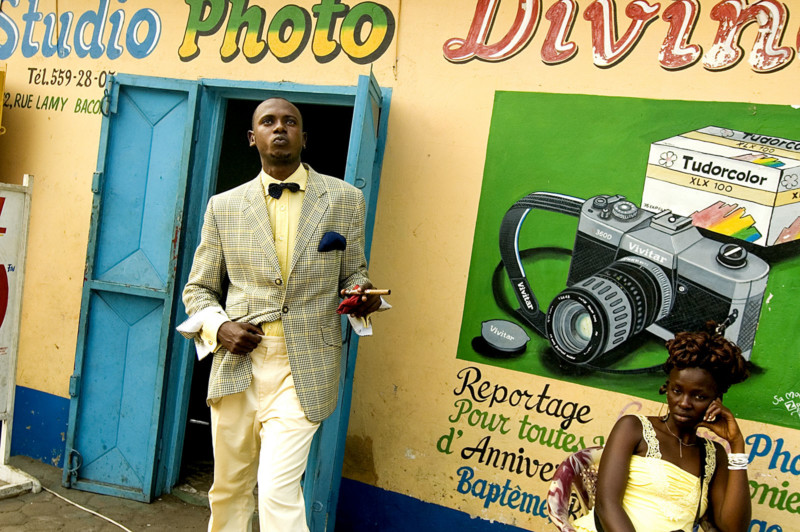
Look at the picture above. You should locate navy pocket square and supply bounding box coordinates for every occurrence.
[318,231,346,252]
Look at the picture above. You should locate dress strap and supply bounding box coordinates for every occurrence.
[635,414,662,459]
[702,438,716,493]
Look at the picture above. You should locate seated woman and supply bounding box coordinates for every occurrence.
[573,322,752,532]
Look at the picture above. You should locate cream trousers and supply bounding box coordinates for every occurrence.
[208,336,320,532]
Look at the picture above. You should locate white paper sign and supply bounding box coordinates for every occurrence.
[0,182,31,417]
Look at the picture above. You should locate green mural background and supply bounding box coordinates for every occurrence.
[457,91,800,430]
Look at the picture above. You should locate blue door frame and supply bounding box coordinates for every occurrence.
[66,73,390,530]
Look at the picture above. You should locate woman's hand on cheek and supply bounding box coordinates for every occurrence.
[699,398,742,444]
[703,398,722,424]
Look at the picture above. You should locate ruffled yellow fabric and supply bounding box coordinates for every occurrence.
[573,415,712,532]
[573,456,708,531]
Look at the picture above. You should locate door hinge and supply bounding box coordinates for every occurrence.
[101,87,118,116]
[68,374,81,397]
[192,115,201,144]
[91,172,102,194]
[65,448,83,487]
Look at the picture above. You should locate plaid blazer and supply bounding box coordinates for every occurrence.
[182,166,370,422]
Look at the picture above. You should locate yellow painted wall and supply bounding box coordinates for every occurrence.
[1,1,799,529]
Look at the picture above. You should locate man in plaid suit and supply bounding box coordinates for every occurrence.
[181,97,381,531]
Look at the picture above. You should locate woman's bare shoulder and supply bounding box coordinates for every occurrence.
[603,414,651,458]
[606,415,646,445]
[613,414,646,431]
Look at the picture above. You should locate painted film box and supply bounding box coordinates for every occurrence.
[641,126,800,247]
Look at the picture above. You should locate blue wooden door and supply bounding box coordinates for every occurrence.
[304,73,391,531]
[63,75,199,502]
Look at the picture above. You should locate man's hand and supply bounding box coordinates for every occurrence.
[217,321,263,355]
[348,281,383,318]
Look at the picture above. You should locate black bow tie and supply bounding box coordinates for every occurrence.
[267,182,300,199]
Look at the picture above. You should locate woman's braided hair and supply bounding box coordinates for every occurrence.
[660,321,750,396]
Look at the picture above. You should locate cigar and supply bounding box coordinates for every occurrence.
[340,288,391,296]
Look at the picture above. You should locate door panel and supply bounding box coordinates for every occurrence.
[63,76,198,502]
[77,291,163,490]
[94,88,190,289]
[345,74,384,258]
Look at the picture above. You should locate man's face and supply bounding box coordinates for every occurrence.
[248,98,306,166]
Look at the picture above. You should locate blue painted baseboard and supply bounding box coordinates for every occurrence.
[10,386,69,468]
[336,478,540,532]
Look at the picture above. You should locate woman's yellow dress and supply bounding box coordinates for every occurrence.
[573,415,716,532]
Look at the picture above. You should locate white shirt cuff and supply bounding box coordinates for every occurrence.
[347,297,391,336]
[176,307,229,360]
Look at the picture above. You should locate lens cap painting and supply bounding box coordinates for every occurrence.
[480,319,530,354]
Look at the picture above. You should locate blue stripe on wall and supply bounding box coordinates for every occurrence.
[336,478,546,532]
[10,386,69,468]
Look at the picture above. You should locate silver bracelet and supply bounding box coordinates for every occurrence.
[728,452,749,470]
